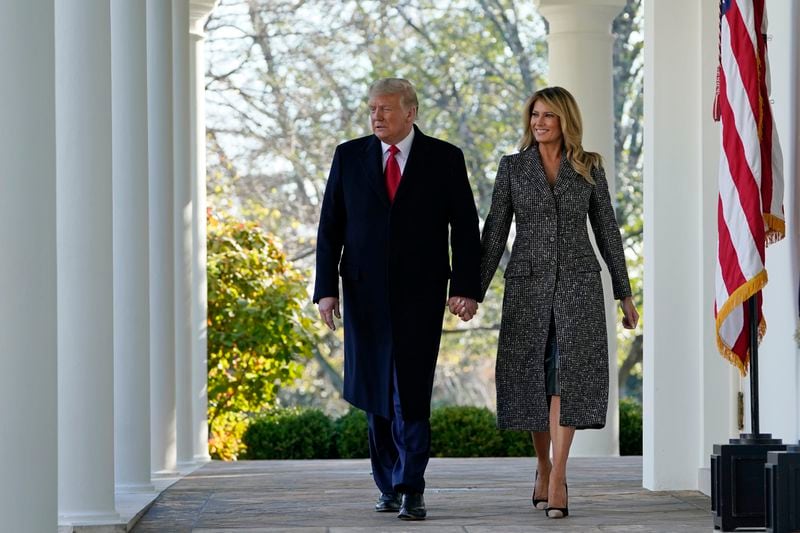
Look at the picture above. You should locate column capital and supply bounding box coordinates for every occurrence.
[190,0,218,29]
[535,0,626,34]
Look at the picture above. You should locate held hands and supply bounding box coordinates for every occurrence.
[620,296,639,329]
[320,295,478,329]
[447,296,478,322]
[318,296,341,331]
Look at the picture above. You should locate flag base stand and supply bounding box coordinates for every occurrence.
[711,434,785,531]
[765,442,800,533]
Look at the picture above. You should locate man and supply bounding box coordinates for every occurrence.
[313,78,480,521]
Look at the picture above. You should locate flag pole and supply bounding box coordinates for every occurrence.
[711,0,788,527]
[712,292,783,530]
[748,294,760,435]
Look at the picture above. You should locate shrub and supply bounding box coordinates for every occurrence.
[619,397,643,455]
[209,411,250,461]
[243,408,335,459]
[207,212,316,459]
[430,406,504,457]
[501,430,535,457]
[334,408,369,459]
[236,402,642,460]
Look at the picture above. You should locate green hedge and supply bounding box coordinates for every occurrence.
[502,429,536,457]
[431,406,503,457]
[241,402,643,459]
[242,408,335,459]
[430,406,533,457]
[334,408,370,458]
[619,397,643,456]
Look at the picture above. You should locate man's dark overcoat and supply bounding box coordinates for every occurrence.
[314,125,481,420]
[479,146,632,431]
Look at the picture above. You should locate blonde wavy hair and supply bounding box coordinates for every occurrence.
[518,86,602,184]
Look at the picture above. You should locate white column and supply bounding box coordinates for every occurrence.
[696,0,739,495]
[148,0,178,476]
[56,0,120,525]
[191,21,211,462]
[112,0,154,493]
[791,0,800,444]
[535,0,625,457]
[0,2,57,530]
[643,0,737,491]
[755,0,800,445]
[173,0,195,468]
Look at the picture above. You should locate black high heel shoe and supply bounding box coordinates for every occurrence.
[531,472,548,510]
[545,483,568,518]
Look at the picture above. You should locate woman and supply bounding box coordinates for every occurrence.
[475,86,638,518]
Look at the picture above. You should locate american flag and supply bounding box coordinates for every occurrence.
[713,0,784,376]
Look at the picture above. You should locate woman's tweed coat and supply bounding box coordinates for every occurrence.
[479,146,632,431]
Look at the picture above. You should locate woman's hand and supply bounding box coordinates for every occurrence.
[620,296,639,329]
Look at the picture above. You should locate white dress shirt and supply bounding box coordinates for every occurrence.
[380,127,415,175]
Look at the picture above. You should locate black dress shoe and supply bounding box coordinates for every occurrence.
[374,492,401,512]
[532,471,548,510]
[545,483,568,519]
[398,492,426,521]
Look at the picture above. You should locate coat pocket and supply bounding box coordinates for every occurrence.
[503,260,532,278]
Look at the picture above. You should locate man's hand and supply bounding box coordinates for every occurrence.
[447,296,478,322]
[318,296,341,331]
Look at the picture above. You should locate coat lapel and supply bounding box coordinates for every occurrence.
[359,135,390,208]
[521,146,554,198]
[552,154,578,198]
[522,145,583,198]
[395,125,427,202]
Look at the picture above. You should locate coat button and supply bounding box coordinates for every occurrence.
[549,236,555,242]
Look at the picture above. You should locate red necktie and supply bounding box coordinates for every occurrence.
[385,145,401,202]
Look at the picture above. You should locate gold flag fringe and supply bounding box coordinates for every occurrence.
[763,213,785,247]
[715,270,768,377]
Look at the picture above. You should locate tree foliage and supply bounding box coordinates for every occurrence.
[207,211,316,458]
[612,0,644,400]
[205,0,546,242]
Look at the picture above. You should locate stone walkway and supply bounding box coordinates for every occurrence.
[131,457,713,532]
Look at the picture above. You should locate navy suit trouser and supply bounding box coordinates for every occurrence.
[366,365,431,495]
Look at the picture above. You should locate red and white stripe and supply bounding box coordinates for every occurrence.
[714,0,784,375]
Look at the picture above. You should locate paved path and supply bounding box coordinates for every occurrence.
[131,457,713,532]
